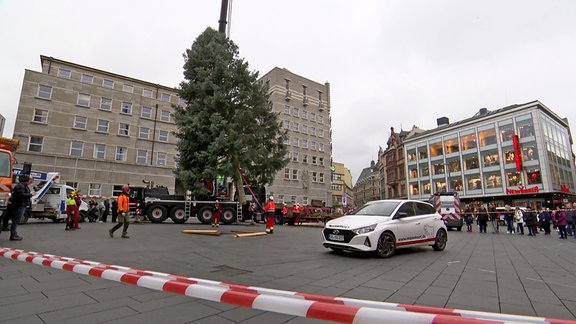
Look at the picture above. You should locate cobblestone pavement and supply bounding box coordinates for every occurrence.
[1,220,575,323]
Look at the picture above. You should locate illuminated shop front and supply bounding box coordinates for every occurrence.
[405,101,576,209]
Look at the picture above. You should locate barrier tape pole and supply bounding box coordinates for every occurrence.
[1,247,574,324]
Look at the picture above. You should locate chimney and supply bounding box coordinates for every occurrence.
[437,117,449,127]
[479,108,488,115]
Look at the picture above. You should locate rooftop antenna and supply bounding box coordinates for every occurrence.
[218,0,230,36]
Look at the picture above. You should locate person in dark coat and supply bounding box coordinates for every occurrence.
[8,174,34,241]
[476,205,489,233]
[524,206,538,236]
[101,198,110,223]
[111,199,118,223]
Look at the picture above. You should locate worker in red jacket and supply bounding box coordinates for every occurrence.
[293,203,302,225]
[264,196,276,234]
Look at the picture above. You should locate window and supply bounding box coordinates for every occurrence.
[312,172,317,182]
[283,137,290,145]
[410,183,419,195]
[319,173,325,183]
[301,110,307,119]
[118,123,129,136]
[419,163,429,177]
[116,147,128,161]
[319,157,324,166]
[478,127,497,146]
[516,116,534,138]
[178,97,187,105]
[522,144,538,161]
[484,172,502,189]
[466,175,482,190]
[407,149,417,161]
[417,146,428,159]
[310,141,316,150]
[482,151,499,167]
[301,139,308,149]
[159,130,169,142]
[435,180,446,193]
[449,177,463,191]
[312,156,317,165]
[81,74,94,84]
[142,89,153,98]
[302,154,308,163]
[37,85,53,99]
[157,152,166,166]
[94,144,106,159]
[429,142,443,157]
[499,123,515,142]
[139,127,150,139]
[102,79,114,88]
[58,69,71,79]
[432,162,445,175]
[97,119,109,133]
[503,147,515,164]
[77,93,90,107]
[100,97,112,111]
[446,158,461,172]
[66,111,84,129]
[70,141,83,157]
[318,116,324,124]
[292,169,298,180]
[422,182,431,194]
[136,149,148,164]
[33,109,48,123]
[121,102,132,114]
[444,137,459,154]
[463,154,479,170]
[318,129,324,138]
[409,166,418,179]
[141,106,152,119]
[527,168,541,184]
[89,183,102,196]
[161,93,171,102]
[461,133,477,150]
[285,79,290,90]
[123,84,134,93]
[293,107,299,117]
[283,120,290,129]
[292,137,299,147]
[310,127,316,136]
[319,143,325,152]
[284,105,290,114]
[293,122,299,132]
[29,136,43,152]
[506,171,522,186]
[310,112,316,122]
[160,110,170,122]
[284,168,290,180]
[291,152,298,162]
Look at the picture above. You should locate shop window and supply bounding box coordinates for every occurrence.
[444,138,459,154]
[466,176,482,190]
[417,146,428,159]
[407,149,416,162]
[506,171,523,186]
[435,180,447,193]
[484,172,502,189]
[449,177,463,191]
[447,159,461,173]
[430,142,443,157]
[419,164,429,177]
[478,128,497,146]
[422,182,431,194]
[463,155,479,170]
[522,144,538,161]
[527,168,541,185]
[461,133,477,150]
[410,183,419,195]
[482,151,499,167]
[409,167,418,179]
[503,147,516,164]
[499,124,515,142]
[516,118,535,138]
[432,162,445,175]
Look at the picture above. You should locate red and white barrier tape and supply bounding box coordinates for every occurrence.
[1,247,574,324]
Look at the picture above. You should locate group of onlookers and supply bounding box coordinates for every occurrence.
[462,202,575,239]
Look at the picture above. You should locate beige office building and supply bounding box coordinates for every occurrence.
[260,68,333,207]
[12,55,180,197]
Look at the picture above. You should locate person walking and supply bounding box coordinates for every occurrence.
[212,202,221,228]
[554,207,567,239]
[514,207,525,235]
[504,205,515,234]
[111,198,118,223]
[281,204,288,225]
[540,208,552,235]
[565,203,574,237]
[264,196,276,234]
[488,203,499,233]
[109,185,130,238]
[463,206,474,232]
[72,192,81,228]
[8,174,33,241]
[65,192,76,231]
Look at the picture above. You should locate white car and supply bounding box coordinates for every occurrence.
[322,199,448,258]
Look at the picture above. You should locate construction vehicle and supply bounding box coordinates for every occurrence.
[13,168,88,223]
[0,137,19,219]
[429,192,463,231]
[142,176,242,225]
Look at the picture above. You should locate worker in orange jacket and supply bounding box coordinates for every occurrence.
[109,185,130,238]
[264,196,276,234]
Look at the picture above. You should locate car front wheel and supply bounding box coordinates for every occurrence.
[376,232,396,258]
[432,229,447,251]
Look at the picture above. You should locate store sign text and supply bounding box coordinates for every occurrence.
[506,186,539,195]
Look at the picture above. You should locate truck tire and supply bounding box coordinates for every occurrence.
[19,210,30,224]
[197,206,212,224]
[221,207,235,224]
[169,206,187,224]
[147,205,168,223]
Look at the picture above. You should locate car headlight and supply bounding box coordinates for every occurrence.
[353,224,377,235]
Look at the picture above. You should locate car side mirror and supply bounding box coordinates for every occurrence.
[393,212,408,219]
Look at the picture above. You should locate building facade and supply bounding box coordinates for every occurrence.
[353,160,381,207]
[13,55,183,197]
[404,101,576,209]
[260,68,333,207]
[331,161,354,212]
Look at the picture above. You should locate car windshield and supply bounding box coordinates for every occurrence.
[351,201,400,216]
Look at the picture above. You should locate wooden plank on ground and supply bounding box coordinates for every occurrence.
[234,232,268,238]
[182,230,220,236]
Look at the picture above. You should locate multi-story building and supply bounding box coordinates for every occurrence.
[330,161,354,212]
[404,101,576,208]
[12,55,182,197]
[353,160,380,207]
[260,68,333,207]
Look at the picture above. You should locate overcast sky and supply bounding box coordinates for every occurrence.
[1,0,575,184]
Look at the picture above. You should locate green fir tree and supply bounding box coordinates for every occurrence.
[173,27,288,205]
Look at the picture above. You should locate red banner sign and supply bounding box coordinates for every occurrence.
[511,134,523,171]
[506,186,539,195]
[560,185,570,193]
